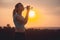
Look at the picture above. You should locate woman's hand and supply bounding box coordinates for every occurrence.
[26,6,30,11]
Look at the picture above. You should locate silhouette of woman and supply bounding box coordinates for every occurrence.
[13,3,30,32]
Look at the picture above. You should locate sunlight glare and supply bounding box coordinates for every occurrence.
[29,10,35,18]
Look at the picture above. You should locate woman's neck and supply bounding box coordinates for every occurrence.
[17,11,22,15]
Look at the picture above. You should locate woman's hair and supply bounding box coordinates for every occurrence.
[15,3,23,8]
[13,3,24,16]
[13,9,16,16]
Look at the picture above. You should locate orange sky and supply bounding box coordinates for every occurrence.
[0,0,60,28]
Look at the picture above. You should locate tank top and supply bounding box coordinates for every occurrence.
[13,13,25,30]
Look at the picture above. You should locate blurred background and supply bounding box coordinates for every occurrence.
[0,0,60,29]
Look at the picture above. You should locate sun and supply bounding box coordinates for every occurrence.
[29,10,35,18]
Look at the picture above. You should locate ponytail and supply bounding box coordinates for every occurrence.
[13,9,16,16]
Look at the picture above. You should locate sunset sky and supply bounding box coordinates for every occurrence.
[0,0,60,28]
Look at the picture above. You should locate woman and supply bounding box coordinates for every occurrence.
[13,3,30,32]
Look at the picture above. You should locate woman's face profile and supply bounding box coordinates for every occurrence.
[17,4,24,12]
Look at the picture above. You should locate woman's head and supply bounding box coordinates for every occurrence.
[15,3,24,13]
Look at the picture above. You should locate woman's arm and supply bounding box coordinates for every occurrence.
[24,6,30,24]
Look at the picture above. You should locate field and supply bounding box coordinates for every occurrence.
[0,26,60,40]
